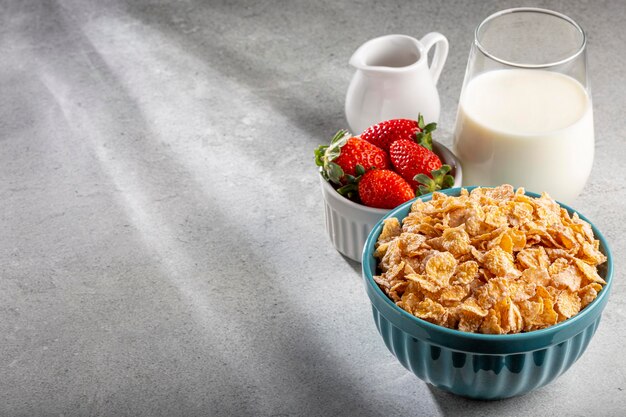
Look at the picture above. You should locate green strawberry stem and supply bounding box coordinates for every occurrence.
[414,114,436,151]
[414,164,455,196]
[336,164,365,202]
[314,129,350,185]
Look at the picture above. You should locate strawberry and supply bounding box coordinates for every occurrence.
[315,130,389,185]
[360,115,437,151]
[358,169,415,209]
[389,139,442,189]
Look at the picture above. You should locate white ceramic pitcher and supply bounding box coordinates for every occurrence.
[345,33,449,134]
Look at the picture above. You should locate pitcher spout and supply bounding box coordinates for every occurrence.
[349,34,423,73]
[349,43,371,71]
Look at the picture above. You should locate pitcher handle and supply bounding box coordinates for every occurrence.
[420,32,449,85]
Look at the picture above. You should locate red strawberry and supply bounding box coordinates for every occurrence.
[360,115,437,151]
[389,139,442,189]
[315,130,390,185]
[334,137,389,177]
[358,169,415,209]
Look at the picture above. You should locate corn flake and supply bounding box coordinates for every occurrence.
[555,291,581,319]
[517,247,550,270]
[549,258,583,292]
[424,251,457,285]
[578,283,603,308]
[483,246,521,278]
[452,261,479,285]
[413,298,447,324]
[378,218,401,243]
[573,258,607,285]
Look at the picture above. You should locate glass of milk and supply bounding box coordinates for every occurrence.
[453,8,592,204]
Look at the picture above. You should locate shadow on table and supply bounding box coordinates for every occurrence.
[340,253,362,278]
[426,382,542,416]
[427,384,493,413]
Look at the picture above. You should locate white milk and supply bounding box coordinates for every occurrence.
[453,69,594,203]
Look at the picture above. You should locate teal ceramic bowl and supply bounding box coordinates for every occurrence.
[362,187,613,400]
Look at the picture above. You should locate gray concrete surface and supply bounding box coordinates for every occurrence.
[1,0,625,416]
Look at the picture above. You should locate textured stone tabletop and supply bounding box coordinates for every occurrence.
[1,0,625,416]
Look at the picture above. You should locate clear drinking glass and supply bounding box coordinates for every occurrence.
[453,8,592,204]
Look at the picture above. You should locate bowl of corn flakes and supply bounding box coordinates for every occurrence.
[361,185,613,399]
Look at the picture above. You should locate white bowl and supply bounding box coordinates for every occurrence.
[319,141,462,262]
